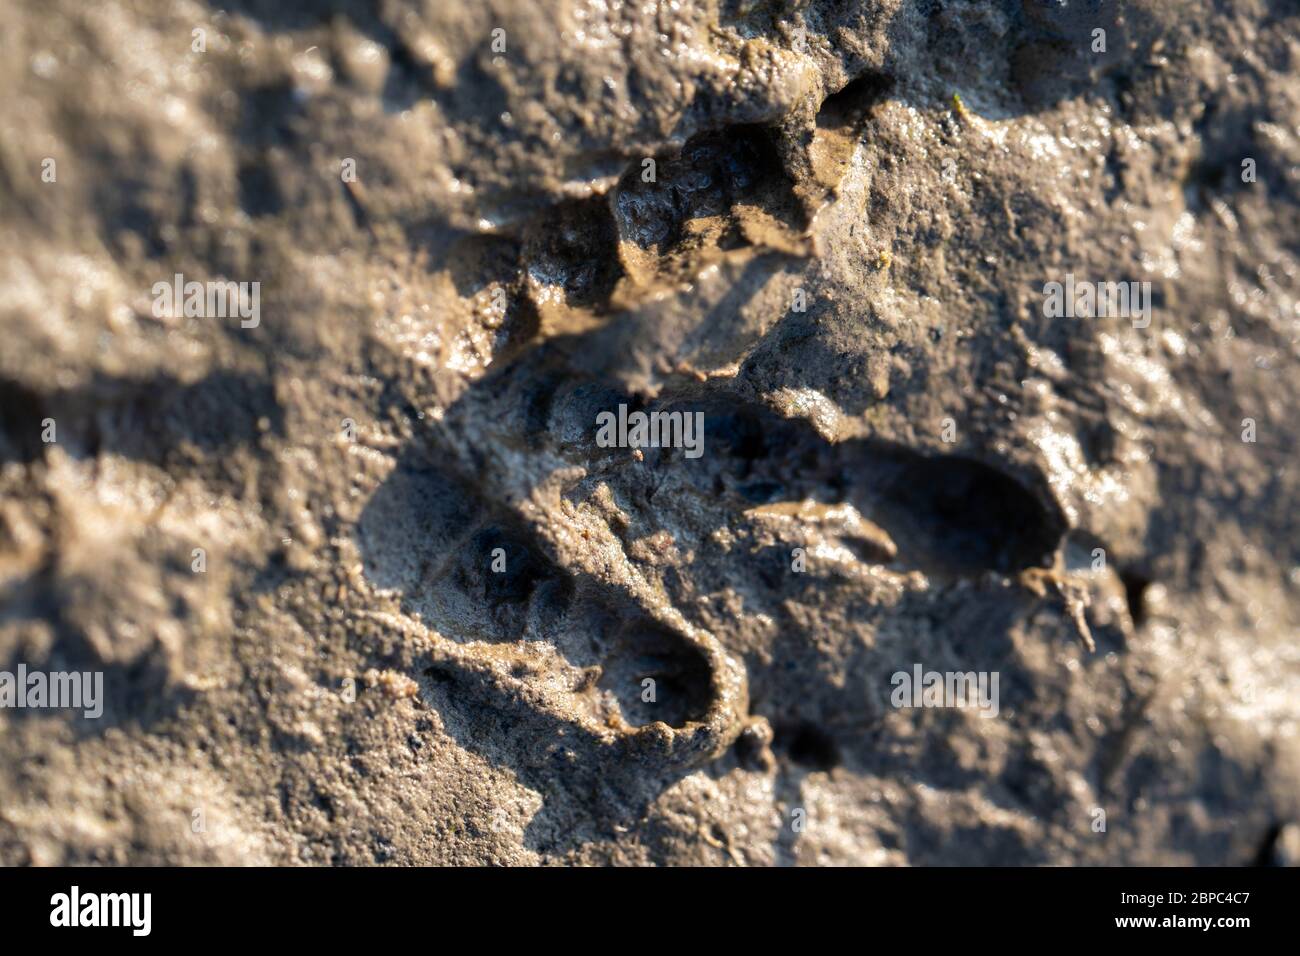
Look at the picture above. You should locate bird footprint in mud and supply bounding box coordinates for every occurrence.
[354,311,1102,852]
[355,85,1096,842]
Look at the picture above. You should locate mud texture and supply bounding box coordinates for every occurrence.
[1,0,1298,865]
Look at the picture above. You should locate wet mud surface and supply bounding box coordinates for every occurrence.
[1,0,1298,864]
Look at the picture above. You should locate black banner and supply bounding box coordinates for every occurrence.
[0,866,1290,943]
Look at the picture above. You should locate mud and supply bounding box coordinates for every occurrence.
[0,0,1298,865]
